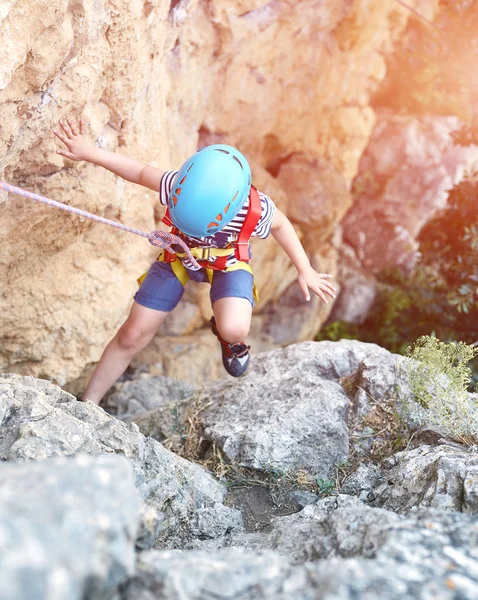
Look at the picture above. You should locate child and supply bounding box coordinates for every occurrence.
[53,119,336,404]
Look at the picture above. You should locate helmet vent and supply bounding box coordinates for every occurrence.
[231,191,239,203]
[232,155,243,169]
[186,163,194,173]
[175,188,181,195]
[215,213,223,222]
[207,222,219,233]
[215,149,229,154]
[223,203,230,214]
[179,176,187,184]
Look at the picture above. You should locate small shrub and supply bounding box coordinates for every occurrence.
[316,477,335,496]
[404,336,478,446]
[316,320,359,342]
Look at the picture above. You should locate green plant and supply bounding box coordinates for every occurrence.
[404,335,478,446]
[316,477,335,496]
[320,173,478,389]
[171,405,186,442]
[317,320,359,342]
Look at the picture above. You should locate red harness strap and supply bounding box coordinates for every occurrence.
[160,210,178,263]
[234,186,261,262]
[161,185,262,270]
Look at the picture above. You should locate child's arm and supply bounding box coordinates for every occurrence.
[53,119,164,192]
[270,209,336,304]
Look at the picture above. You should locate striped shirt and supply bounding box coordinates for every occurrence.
[159,170,276,270]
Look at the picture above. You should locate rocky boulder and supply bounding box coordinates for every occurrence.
[309,508,478,600]
[122,548,300,600]
[0,454,140,600]
[227,495,400,564]
[200,346,350,474]
[372,444,478,514]
[120,506,478,600]
[102,374,197,421]
[131,339,411,473]
[0,374,242,549]
[341,462,384,502]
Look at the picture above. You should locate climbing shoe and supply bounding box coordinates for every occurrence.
[210,317,250,377]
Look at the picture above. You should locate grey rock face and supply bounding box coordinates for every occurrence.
[0,454,140,600]
[120,508,478,600]
[121,548,308,600]
[203,378,348,474]
[131,340,413,472]
[201,340,412,473]
[102,375,196,421]
[373,444,478,514]
[228,495,399,564]
[201,342,356,474]
[0,374,239,548]
[308,508,478,600]
[352,351,408,405]
[341,462,384,502]
[189,503,244,540]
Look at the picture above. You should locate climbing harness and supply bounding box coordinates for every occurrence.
[161,184,262,270]
[0,181,201,269]
[153,184,262,301]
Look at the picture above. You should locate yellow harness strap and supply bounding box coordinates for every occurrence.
[137,251,259,302]
[136,272,147,286]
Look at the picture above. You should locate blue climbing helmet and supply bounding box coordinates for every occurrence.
[167,144,252,238]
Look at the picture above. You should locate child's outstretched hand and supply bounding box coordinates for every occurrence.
[298,265,336,304]
[53,119,95,161]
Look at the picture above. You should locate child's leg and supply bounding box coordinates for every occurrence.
[210,269,254,377]
[84,261,185,404]
[83,302,169,404]
[212,296,252,343]
[211,268,254,340]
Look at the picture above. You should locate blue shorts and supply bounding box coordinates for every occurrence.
[134,260,255,312]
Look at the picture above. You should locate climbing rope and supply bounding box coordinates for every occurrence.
[0,181,201,269]
[393,0,438,29]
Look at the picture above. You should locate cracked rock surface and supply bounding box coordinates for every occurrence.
[0,374,242,550]
[1,338,478,599]
[372,444,478,514]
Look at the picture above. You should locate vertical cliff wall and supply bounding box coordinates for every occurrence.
[0,0,427,385]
